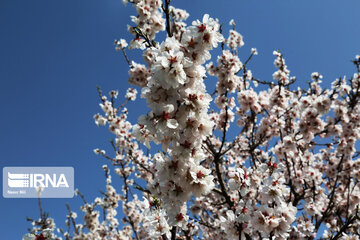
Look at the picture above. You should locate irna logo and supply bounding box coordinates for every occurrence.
[3,167,74,198]
[8,172,69,188]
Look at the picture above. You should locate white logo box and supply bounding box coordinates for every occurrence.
[3,167,74,198]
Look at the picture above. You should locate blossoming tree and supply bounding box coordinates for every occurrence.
[24,0,360,239]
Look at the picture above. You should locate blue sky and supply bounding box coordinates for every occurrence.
[1,0,359,239]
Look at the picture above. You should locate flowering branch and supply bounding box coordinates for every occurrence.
[23,2,360,240]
